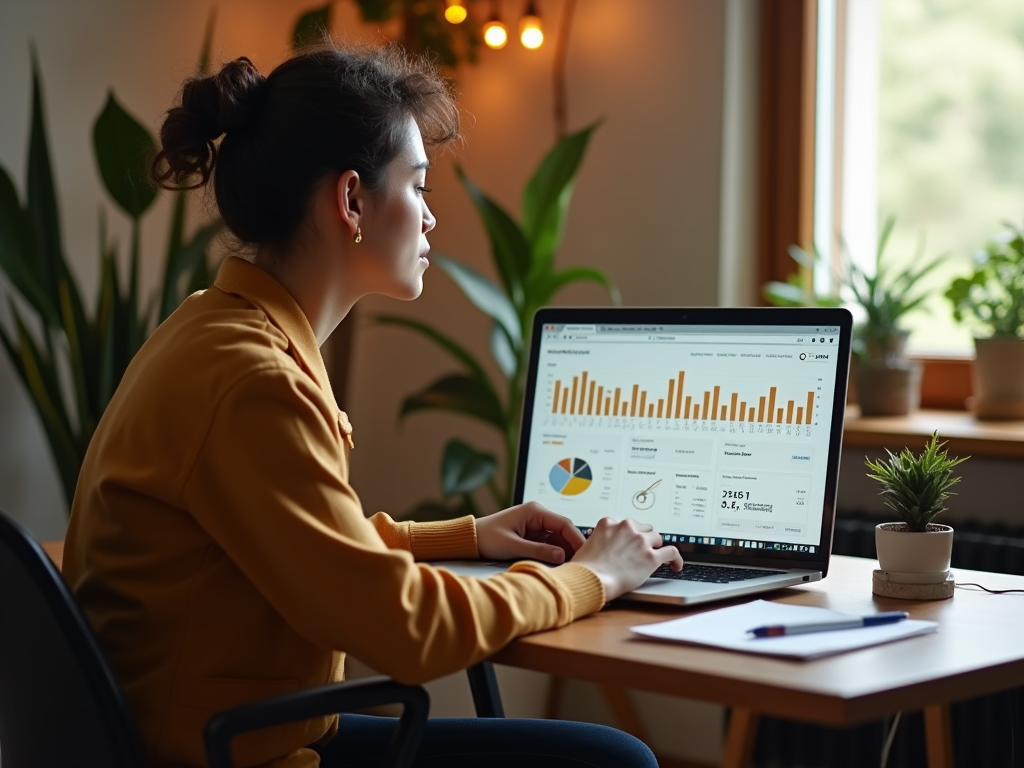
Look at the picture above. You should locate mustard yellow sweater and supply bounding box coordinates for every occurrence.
[64,257,604,768]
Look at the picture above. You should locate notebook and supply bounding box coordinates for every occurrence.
[437,306,853,606]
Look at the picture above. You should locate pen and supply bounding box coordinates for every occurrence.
[748,611,909,638]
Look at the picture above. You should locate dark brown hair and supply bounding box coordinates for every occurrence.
[152,45,459,245]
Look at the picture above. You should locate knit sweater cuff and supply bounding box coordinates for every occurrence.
[531,562,606,620]
[408,515,479,561]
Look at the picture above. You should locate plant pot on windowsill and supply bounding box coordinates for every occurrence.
[865,432,967,599]
[970,336,1024,420]
[855,332,923,417]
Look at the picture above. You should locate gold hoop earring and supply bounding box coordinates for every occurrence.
[354,227,362,244]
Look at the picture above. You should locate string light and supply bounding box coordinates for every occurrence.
[519,0,543,49]
[444,0,468,24]
[483,2,508,49]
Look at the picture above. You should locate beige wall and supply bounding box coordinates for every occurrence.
[0,0,728,535]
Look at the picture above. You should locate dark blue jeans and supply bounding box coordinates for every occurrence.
[314,713,660,767]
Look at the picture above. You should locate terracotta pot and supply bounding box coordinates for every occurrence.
[875,523,953,575]
[972,337,1024,419]
[855,361,923,417]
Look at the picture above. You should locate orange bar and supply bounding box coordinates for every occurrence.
[570,376,579,415]
[685,395,692,418]
[720,405,727,420]
[587,381,596,415]
[796,406,804,423]
[693,404,701,419]
[631,384,639,417]
[638,389,647,418]
[786,400,794,424]
[767,386,777,423]
[604,395,611,415]
[739,401,746,421]
[622,401,629,415]
[758,396,766,422]
[561,389,569,413]
[614,387,622,416]
[666,379,675,418]
[711,386,721,421]
[648,404,654,417]
[730,392,738,421]
[675,372,685,418]
[806,391,814,424]
[657,398,664,418]
[553,381,561,413]
[596,385,604,415]
[777,407,784,422]
[579,372,589,414]
[702,391,711,421]
[748,411,755,422]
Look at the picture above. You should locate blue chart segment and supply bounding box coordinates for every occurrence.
[549,458,593,496]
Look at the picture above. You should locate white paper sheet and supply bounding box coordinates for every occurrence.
[630,600,938,659]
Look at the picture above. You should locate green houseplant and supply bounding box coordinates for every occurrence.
[865,431,967,584]
[945,219,1024,419]
[0,44,221,512]
[765,216,943,415]
[379,121,619,520]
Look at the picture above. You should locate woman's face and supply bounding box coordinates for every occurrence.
[353,117,436,300]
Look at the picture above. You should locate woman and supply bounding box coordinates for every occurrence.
[63,44,682,768]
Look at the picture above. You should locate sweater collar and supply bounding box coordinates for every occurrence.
[213,257,337,408]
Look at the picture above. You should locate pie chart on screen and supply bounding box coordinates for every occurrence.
[549,458,592,496]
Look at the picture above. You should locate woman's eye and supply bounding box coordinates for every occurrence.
[417,185,432,195]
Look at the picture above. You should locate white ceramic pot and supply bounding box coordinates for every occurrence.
[875,523,953,575]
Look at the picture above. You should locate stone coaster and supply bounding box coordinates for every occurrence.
[872,570,955,600]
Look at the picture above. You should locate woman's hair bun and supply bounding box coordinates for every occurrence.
[152,57,267,190]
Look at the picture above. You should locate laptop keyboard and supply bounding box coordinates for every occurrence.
[651,563,781,584]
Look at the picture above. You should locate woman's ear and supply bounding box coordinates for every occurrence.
[335,170,363,239]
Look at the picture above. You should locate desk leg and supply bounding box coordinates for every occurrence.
[720,707,758,768]
[924,704,955,768]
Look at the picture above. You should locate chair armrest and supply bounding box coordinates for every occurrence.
[466,662,505,718]
[204,676,429,768]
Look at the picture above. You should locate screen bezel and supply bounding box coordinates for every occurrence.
[512,306,854,578]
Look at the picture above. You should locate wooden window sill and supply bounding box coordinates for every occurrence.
[844,406,1024,459]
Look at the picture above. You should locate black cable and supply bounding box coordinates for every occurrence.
[955,583,1024,594]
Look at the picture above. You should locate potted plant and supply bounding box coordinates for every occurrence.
[765,215,942,416]
[945,220,1024,419]
[865,432,967,586]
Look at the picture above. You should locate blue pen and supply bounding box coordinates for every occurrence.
[748,611,909,638]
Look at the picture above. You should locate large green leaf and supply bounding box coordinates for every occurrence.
[489,323,516,379]
[532,265,621,311]
[399,374,505,430]
[0,166,56,325]
[441,439,497,498]
[434,255,521,346]
[521,121,600,273]
[374,314,498,396]
[26,47,63,311]
[454,166,529,307]
[293,2,332,49]
[93,92,158,220]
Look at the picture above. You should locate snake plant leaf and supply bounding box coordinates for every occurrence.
[0,167,56,325]
[92,92,157,220]
[293,2,332,49]
[374,314,497,395]
[198,6,216,75]
[521,120,601,274]
[454,166,529,307]
[532,265,621,311]
[27,47,64,312]
[58,277,95,438]
[434,254,521,346]
[441,438,497,498]
[489,323,516,379]
[399,374,505,430]
[94,231,120,408]
[159,215,221,321]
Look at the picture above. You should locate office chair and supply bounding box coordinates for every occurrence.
[0,509,451,768]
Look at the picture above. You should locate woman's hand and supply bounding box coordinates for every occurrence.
[476,502,587,564]
[571,517,683,601]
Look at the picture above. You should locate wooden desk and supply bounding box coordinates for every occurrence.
[492,555,1024,768]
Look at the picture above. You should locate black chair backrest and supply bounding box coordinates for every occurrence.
[0,510,144,768]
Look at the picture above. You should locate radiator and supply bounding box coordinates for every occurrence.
[752,512,1024,768]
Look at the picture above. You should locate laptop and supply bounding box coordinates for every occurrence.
[438,306,853,606]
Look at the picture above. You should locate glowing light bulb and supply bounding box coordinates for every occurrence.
[444,0,467,24]
[483,19,508,49]
[519,14,543,49]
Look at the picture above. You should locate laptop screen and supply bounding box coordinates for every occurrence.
[514,307,853,570]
